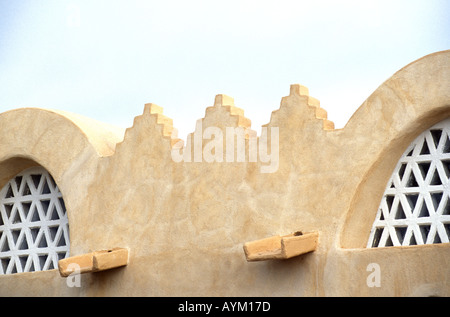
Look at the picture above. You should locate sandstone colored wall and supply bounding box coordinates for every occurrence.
[0,50,449,296]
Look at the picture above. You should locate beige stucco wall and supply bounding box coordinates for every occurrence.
[0,50,449,296]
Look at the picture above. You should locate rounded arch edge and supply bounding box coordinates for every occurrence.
[339,50,450,249]
[0,108,122,258]
[340,106,450,249]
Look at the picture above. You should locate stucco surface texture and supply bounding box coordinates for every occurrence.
[0,50,449,296]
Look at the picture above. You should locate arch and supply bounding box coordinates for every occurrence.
[0,107,124,183]
[0,108,125,254]
[367,118,450,247]
[340,50,450,248]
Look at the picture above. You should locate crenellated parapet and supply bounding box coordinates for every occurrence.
[142,103,182,147]
[114,83,334,164]
[264,84,334,131]
[113,101,182,159]
[207,94,252,129]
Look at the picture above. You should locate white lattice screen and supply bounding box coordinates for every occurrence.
[0,167,70,274]
[368,119,450,248]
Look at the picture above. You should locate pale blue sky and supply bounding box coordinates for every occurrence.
[0,0,449,140]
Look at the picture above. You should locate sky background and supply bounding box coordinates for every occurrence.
[0,0,449,141]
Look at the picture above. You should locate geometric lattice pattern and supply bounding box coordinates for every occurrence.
[368,119,450,248]
[0,167,70,274]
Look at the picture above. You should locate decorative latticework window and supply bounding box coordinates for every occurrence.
[0,167,70,274]
[368,119,450,248]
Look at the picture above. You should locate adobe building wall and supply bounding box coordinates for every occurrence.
[0,50,449,296]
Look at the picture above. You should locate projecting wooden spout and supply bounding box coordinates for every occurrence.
[58,247,129,277]
[243,231,318,261]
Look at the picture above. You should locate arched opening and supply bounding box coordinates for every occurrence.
[341,105,450,249]
[0,166,70,274]
[367,118,450,247]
